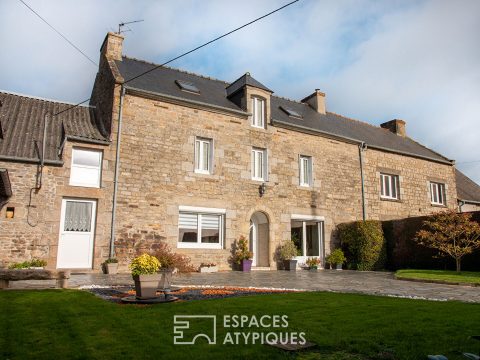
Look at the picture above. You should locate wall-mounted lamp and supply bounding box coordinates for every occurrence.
[259,183,266,197]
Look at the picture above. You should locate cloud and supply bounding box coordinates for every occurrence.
[0,0,479,182]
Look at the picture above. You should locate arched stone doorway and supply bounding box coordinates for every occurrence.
[249,212,269,267]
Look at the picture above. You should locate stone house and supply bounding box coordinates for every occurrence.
[0,32,477,271]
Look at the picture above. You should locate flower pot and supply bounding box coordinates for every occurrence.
[241,259,253,272]
[132,274,161,299]
[283,259,297,271]
[336,264,343,270]
[106,263,118,274]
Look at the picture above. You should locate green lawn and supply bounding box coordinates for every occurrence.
[396,269,480,285]
[1,290,479,360]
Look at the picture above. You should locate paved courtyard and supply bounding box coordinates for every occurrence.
[6,270,480,303]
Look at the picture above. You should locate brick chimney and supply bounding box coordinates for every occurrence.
[301,89,326,114]
[380,119,406,137]
[100,32,124,61]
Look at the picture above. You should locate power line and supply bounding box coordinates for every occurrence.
[18,0,98,67]
[457,160,480,165]
[52,0,300,117]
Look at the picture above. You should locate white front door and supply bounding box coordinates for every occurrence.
[57,199,96,269]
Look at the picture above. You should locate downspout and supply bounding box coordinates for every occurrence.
[109,85,125,259]
[358,142,367,221]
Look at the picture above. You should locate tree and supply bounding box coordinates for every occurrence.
[415,210,480,272]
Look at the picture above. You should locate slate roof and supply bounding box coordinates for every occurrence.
[116,57,451,164]
[0,91,108,163]
[456,170,480,203]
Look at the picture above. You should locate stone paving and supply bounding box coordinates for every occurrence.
[6,270,480,303]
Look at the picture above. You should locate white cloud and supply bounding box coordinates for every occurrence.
[0,0,479,182]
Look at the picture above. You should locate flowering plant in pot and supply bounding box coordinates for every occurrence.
[233,236,253,271]
[199,262,218,273]
[129,254,161,299]
[103,258,118,274]
[326,249,346,270]
[279,240,298,271]
[305,257,320,270]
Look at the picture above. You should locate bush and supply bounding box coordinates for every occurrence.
[326,249,346,265]
[8,258,47,269]
[153,242,195,273]
[232,236,253,264]
[129,254,160,276]
[104,258,118,264]
[338,220,387,271]
[279,240,298,260]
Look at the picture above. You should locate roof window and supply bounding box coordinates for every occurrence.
[280,106,303,119]
[175,80,200,94]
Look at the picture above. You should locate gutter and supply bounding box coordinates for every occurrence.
[271,119,454,166]
[359,142,367,221]
[0,155,63,166]
[109,85,125,259]
[125,86,250,118]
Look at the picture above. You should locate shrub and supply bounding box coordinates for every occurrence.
[326,249,346,265]
[232,236,253,264]
[153,242,195,273]
[279,240,298,260]
[29,258,47,267]
[338,220,387,271]
[129,254,160,276]
[8,258,47,269]
[104,258,118,264]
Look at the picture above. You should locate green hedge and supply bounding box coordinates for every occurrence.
[338,220,387,271]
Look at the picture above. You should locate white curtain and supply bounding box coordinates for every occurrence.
[64,201,92,232]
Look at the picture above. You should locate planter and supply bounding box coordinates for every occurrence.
[283,259,297,271]
[132,274,162,299]
[309,266,318,271]
[336,264,343,270]
[159,268,174,290]
[28,267,44,270]
[241,259,253,272]
[200,265,218,273]
[106,263,118,274]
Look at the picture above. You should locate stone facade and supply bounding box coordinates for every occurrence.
[0,32,459,271]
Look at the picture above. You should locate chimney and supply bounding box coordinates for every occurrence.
[380,119,406,137]
[100,32,124,61]
[301,89,326,114]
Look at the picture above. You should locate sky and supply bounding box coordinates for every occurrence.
[1,0,479,182]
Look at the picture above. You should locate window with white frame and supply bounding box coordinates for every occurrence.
[251,147,268,181]
[299,155,313,187]
[194,137,213,174]
[178,207,225,249]
[380,173,400,200]
[430,182,446,206]
[70,148,102,188]
[251,97,265,128]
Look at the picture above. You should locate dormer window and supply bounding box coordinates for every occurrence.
[251,97,265,128]
[175,80,200,94]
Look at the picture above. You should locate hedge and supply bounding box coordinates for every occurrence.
[338,220,387,271]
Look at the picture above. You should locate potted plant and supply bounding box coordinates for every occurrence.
[103,258,118,274]
[279,240,298,271]
[305,257,320,270]
[199,262,218,273]
[129,253,161,299]
[233,236,253,272]
[326,249,346,270]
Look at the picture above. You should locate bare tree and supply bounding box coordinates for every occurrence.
[415,210,480,272]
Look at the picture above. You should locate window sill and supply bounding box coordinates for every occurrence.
[177,242,222,250]
[380,197,402,203]
[68,182,101,189]
[431,203,447,208]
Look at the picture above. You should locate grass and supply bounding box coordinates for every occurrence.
[0,290,479,360]
[396,269,480,285]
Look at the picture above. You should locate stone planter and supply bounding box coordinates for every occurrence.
[132,274,162,299]
[241,259,253,272]
[200,265,218,273]
[336,264,343,270]
[106,263,118,274]
[283,259,297,271]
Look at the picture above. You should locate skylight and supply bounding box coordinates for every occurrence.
[280,106,303,119]
[175,80,200,94]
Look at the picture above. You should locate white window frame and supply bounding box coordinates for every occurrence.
[299,155,313,187]
[251,97,265,129]
[380,173,400,200]
[251,147,268,181]
[69,148,102,188]
[194,137,213,174]
[177,206,225,249]
[290,214,325,266]
[430,182,446,206]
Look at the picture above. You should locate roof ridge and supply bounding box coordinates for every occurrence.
[326,110,382,130]
[271,94,304,105]
[0,89,94,109]
[122,55,231,85]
